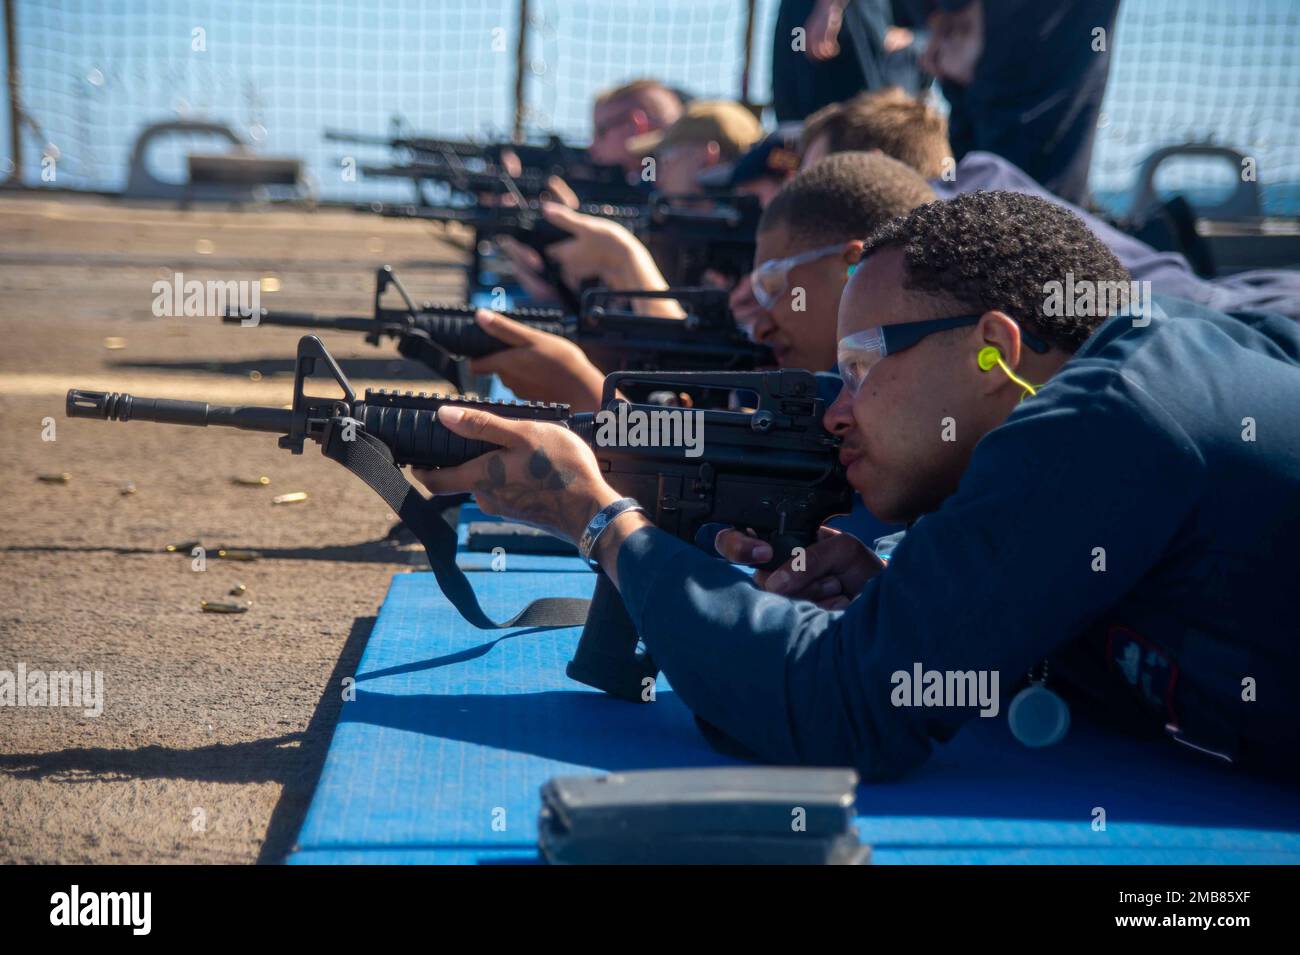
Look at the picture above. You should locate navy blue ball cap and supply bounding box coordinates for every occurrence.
[696,124,803,190]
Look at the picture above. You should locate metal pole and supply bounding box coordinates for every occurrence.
[512,0,530,140]
[740,0,757,108]
[4,0,21,183]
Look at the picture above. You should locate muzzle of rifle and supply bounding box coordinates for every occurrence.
[66,389,294,433]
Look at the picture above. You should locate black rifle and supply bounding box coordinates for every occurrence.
[67,335,851,701]
[224,265,566,392]
[368,193,759,302]
[408,285,773,374]
[230,269,773,388]
[355,160,555,204]
[489,135,635,204]
[644,193,760,289]
[363,200,645,313]
[326,128,643,205]
[365,198,645,234]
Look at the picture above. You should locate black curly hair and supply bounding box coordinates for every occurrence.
[760,151,936,248]
[862,191,1134,352]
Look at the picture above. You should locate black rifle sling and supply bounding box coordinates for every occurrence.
[321,419,591,629]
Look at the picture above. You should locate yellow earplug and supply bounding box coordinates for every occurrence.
[977,346,1038,399]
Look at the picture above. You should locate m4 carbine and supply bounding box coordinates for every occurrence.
[364,197,645,243]
[363,200,645,312]
[225,265,564,391]
[66,335,851,702]
[227,269,774,390]
[325,128,642,206]
[368,193,758,301]
[644,193,760,289]
[403,286,772,375]
[355,160,555,204]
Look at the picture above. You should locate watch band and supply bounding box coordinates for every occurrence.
[578,497,644,566]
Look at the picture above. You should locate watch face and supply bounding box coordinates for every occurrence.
[1007,684,1070,748]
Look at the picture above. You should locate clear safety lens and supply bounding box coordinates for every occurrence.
[837,327,888,394]
[751,259,788,310]
[750,244,844,311]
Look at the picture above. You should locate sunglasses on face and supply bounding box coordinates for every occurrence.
[751,243,846,310]
[836,314,1050,395]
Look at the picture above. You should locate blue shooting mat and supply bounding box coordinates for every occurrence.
[288,568,1300,864]
[454,501,588,573]
[287,570,731,865]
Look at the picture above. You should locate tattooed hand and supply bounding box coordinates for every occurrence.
[410,405,622,545]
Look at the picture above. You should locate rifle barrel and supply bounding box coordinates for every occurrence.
[66,390,293,434]
[224,309,380,333]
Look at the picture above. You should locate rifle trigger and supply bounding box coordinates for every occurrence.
[695,462,715,493]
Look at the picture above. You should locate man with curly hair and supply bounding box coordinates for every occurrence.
[415,191,1300,780]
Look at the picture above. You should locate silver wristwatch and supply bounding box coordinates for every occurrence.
[577,497,644,567]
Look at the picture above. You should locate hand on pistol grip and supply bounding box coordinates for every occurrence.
[714,524,885,610]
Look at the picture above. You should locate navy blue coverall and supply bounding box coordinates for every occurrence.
[615,301,1300,779]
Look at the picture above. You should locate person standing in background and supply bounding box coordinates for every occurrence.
[920,0,1121,206]
[772,0,927,122]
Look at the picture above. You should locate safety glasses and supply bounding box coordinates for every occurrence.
[751,243,845,310]
[837,315,1050,395]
